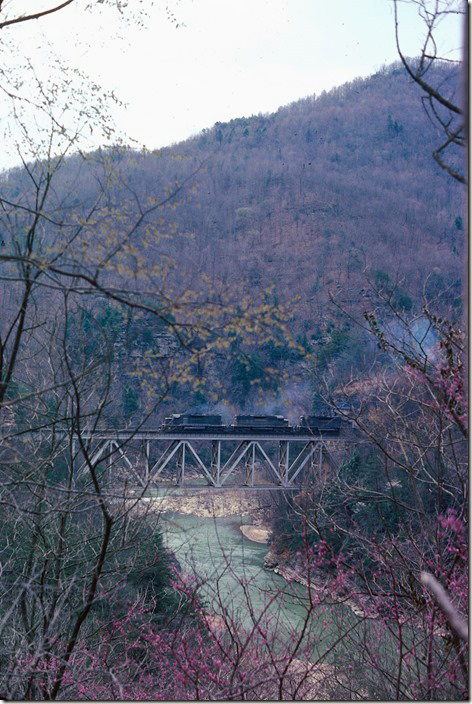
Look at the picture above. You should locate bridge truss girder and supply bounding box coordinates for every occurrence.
[73,434,346,490]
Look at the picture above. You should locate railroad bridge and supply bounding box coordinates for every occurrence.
[74,425,356,490]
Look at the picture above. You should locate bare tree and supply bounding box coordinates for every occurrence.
[297,280,469,698]
[393,0,467,183]
[0,4,292,699]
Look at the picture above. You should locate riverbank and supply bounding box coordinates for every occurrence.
[263,548,371,619]
[139,487,273,522]
[146,490,273,544]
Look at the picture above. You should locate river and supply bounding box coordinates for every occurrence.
[158,507,354,661]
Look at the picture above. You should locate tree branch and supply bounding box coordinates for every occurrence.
[0,0,76,29]
[420,571,468,641]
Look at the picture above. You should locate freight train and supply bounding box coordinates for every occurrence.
[160,413,343,435]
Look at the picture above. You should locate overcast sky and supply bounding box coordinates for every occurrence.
[2,0,464,163]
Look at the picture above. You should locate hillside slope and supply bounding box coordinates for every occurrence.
[116,61,464,321]
[1,61,465,414]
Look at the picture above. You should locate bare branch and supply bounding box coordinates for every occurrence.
[0,0,76,30]
[421,571,468,641]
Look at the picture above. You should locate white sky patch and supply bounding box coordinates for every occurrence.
[0,0,464,168]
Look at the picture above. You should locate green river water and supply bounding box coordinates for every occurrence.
[156,506,356,661]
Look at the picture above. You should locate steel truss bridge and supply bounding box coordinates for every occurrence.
[74,429,355,490]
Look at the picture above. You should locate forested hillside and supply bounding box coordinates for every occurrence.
[1,60,464,419]
[156,60,464,315]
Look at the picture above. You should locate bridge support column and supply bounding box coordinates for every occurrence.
[176,442,185,485]
[279,441,289,485]
[211,441,221,486]
[143,440,150,484]
[245,442,255,486]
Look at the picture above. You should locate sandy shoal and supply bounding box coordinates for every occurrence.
[240,525,271,543]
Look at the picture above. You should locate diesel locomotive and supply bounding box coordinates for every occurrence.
[297,415,341,435]
[160,413,343,435]
[230,415,291,434]
[161,414,224,432]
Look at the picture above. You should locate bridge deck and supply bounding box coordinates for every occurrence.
[77,431,353,442]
